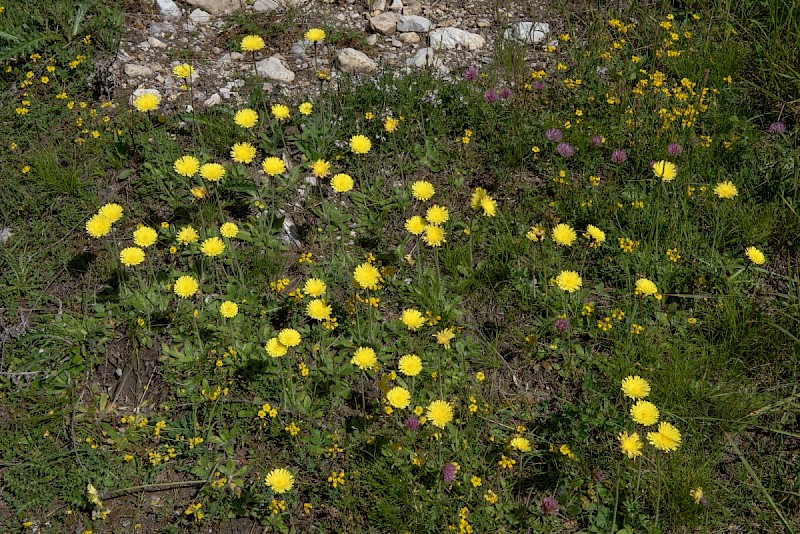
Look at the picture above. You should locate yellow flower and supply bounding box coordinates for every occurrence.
[353,263,381,290]
[618,431,643,459]
[234,108,259,128]
[555,270,582,292]
[652,160,677,181]
[303,278,327,297]
[713,181,738,199]
[240,35,265,52]
[400,309,425,330]
[120,247,145,266]
[621,376,650,399]
[176,225,199,244]
[133,92,160,112]
[690,487,704,505]
[271,104,290,121]
[510,437,531,452]
[200,237,225,257]
[220,222,239,238]
[330,173,353,193]
[311,159,331,178]
[480,196,497,217]
[647,422,682,452]
[219,301,238,318]
[384,116,399,133]
[634,278,658,297]
[422,225,445,247]
[262,157,286,176]
[174,155,200,177]
[434,326,455,349]
[351,347,377,370]
[630,401,659,426]
[265,468,294,493]
[471,476,482,487]
[98,203,123,223]
[230,142,257,164]
[265,337,288,357]
[306,299,331,320]
[470,187,488,209]
[411,180,435,201]
[298,102,313,115]
[172,63,194,78]
[426,400,454,428]
[278,328,301,347]
[200,163,226,182]
[174,275,199,298]
[305,28,325,43]
[425,204,449,225]
[349,134,371,155]
[133,226,158,247]
[386,386,411,409]
[398,354,422,376]
[585,224,606,243]
[190,186,206,199]
[552,223,577,246]
[745,246,765,265]
[405,216,427,235]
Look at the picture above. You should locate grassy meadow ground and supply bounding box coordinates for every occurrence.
[1,0,799,532]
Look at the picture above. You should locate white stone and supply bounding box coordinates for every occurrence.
[188,8,212,23]
[154,0,182,19]
[337,48,377,73]
[397,15,430,32]
[398,31,420,43]
[186,0,239,14]
[503,21,550,44]
[148,37,167,48]
[402,1,421,15]
[124,64,153,77]
[405,47,448,74]
[370,0,386,11]
[253,0,280,12]
[149,21,176,37]
[292,40,309,58]
[365,34,380,46]
[0,227,12,244]
[203,93,222,106]
[429,27,485,50]
[389,0,403,11]
[256,56,296,83]
[369,12,400,35]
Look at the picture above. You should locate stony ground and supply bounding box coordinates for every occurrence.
[115,0,558,110]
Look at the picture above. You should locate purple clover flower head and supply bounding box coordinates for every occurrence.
[611,148,627,164]
[484,89,498,103]
[667,142,683,156]
[540,497,559,516]
[554,318,569,332]
[556,143,574,158]
[441,463,457,482]
[405,417,419,431]
[464,67,478,81]
[590,135,604,147]
[532,81,545,91]
[545,128,563,142]
[768,121,786,134]
[499,87,512,99]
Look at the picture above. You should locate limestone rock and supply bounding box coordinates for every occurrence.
[188,8,212,23]
[406,47,448,74]
[398,31,420,44]
[429,27,485,50]
[389,0,403,11]
[124,64,153,77]
[397,15,431,33]
[503,22,550,44]
[370,0,386,11]
[253,0,280,12]
[154,0,182,19]
[402,1,421,15]
[369,12,401,35]
[186,0,239,14]
[337,48,377,73]
[256,56,296,83]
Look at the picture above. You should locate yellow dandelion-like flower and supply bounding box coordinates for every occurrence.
[298,102,313,115]
[555,270,582,292]
[411,180,435,201]
[219,301,238,318]
[262,157,286,176]
[234,108,259,128]
[384,116,399,133]
[552,223,577,246]
[174,275,199,298]
[220,222,239,238]
[353,263,381,290]
[434,326,455,349]
[398,354,422,376]
[585,224,606,243]
[120,247,145,267]
[470,187,488,209]
[133,92,160,112]
[634,278,658,297]
[265,337,288,357]
[630,401,660,426]
[174,155,200,177]
[176,225,199,244]
[271,104,290,121]
[351,347,377,370]
[480,195,497,217]
[303,278,327,297]
[240,35,265,52]
[422,224,445,247]
[172,63,194,78]
[745,246,765,265]
[621,376,651,399]
[386,386,411,409]
[305,28,325,43]
[278,328,301,347]
[264,468,294,493]
[647,422,682,452]
[405,216,427,235]
[230,142,257,164]
[349,135,371,155]
[510,437,531,452]
[200,163,226,182]
[618,431,643,459]
[652,160,677,181]
[713,181,738,199]
[426,204,449,225]
[306,299,331,320]
[133,226,158,247]
[98,203,123,224]
[426,400,454,428]
[400,308,425,330]
[200,237,225,257]
[311,159,331,178]
[330,173,353,193]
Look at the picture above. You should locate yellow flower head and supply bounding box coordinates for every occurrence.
[353,262,381,290]
[331,173,353,193]
[400,308,426,330]
[351,346,377,370]
[398,354,422,376]
[585,224,606,243]
[510,437,531,452]
[652,160,677,181]
[240,35,265,52]
[480,195,497,217]
[552,223,577,246]
[265,337,288,357]
[405,216,427,236]
[177,225,199,244]
[133,226,158,247]
[426,204,449,225]
[618,431,643,459]
[311,159,331,178]
[647,421,682,452]
[426,400,454,428]
[262,156,286,176]
[434,326,455,349]
[200,163,226,182]
[133,92,160,112]
[555,270,582,292]
[386,386,411,409]
[411,180,435,201]
[298,102,313,115]
[120,247,145,267]
[220,222,239,238]
[234,108,259,128]
[713,181,738,199]
[621,375,650,399]
[98,203,123,224]
[630,400,660,426]
[265,468,294,493]
[745,246,765,265]
[230,142,257,164]
[303,278,327,297]
[306,299,331,320]
[278,328,301,348]
[349,135,371,155]
[422,225,445,247]
[634,277,658,297]
[271,104,290,121]
[174,155,200,177]
[305,28,325,43]
[219,301,238,318]
[470,187,488,209]
[200,237,225,257]
[172,63,194,78]
[174,275,199,298]
[384,116,400,133]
